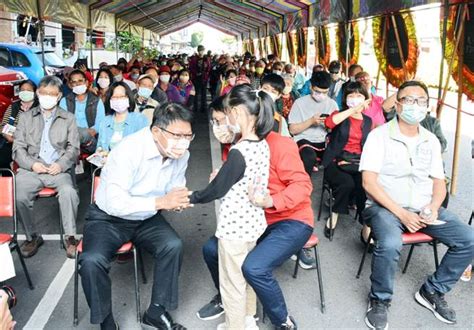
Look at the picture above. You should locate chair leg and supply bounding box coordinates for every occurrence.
[469,212,473,226]
[402,245,416,274]
[314,246,326,313]
[293,251,300,279]
[328,189,334,241]
[317,184,325,222]
[133,248,141,323]
[356,232,373,278]
[73,251,80,326]
[138,249,147,284]
[14,243,34,290]
[432,241,439,269]
[58,206,65,250]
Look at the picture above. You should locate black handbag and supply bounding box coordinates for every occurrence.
[336,151,361,174]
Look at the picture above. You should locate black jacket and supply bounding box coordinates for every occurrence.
[322,113,372,168]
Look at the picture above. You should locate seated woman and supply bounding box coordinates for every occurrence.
[277,74,300,119]
[322,81,373,238]
[94,68,114,103]
[96,82,148,152]
[172,69,195,109]
[355,71,394,127]
[0,80,38,172]
[134,74,160,124]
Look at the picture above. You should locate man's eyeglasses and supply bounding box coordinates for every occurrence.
[397,96,429,107]
[160,127,195,141]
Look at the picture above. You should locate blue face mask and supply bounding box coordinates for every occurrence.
[399,104,427,125]
[138,87,153,99]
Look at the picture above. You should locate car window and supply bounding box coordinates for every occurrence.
[0,48,11,66]
[11,51,31,67]
[35,51,65,67]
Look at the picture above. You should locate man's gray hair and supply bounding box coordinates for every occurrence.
[38,75,63,92]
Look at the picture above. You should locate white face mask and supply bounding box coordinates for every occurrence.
[72,84,87,95]
[165,138,190,159]
[159,75,170,83]
[110,98,129,113]
[19,90,35,102]
[38,95,58,110]
[97,78,110,89]
[346,96,365,108]
[273,70,282,75]
[212,124,236,144]
[114,74,123,82]
[399,104,427,125]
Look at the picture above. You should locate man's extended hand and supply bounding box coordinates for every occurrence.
[32,162,49,174]
[155,187,192,211]
[47,163,62,176]
[398,209,426,233]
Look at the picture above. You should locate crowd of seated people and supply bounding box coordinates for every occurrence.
[0,45,472,330]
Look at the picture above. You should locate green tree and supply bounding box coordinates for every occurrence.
[190,31,204,48]
[117,31,142,54]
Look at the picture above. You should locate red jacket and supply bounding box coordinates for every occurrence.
[189,54,211,82]
[265,132,314,228]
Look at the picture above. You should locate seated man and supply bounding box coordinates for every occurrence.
[260,73,291,137]
[60,69,106,153]
[13,76,80,258]
[144,66,168,105]
[288,71,338,176]
[198,130,314,330]
[360,80,473,330]
[110,64,137,91]
[79,103,193,330]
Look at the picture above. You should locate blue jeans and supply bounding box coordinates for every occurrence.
[202,220,313,325]
[363,205,474,301]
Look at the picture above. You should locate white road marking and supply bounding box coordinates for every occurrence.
[23,258,76,330]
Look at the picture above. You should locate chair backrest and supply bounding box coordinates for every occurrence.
[0,176,14,217]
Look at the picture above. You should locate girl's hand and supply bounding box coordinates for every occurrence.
[248,184,273,208]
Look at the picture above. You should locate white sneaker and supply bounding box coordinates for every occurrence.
[245,315,259,330]
[216,322,226,330]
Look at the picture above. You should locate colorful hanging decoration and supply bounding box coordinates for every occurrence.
[297,28,308,68]
[336,21,360,71]
[287,30,298,65]
[259,38,266,59]
[442,3,474,101]
[315,26,331,68]
[373,13,418,88]
[273,34,282,59]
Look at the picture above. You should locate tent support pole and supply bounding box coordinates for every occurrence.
[436,0,449,118]
[35,0,46,75]
[390,14,407,80]
[450,5,466,195]
[438,4,467,120]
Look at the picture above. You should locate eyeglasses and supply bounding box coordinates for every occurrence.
[160,127,195,141]
[397,96,429,107]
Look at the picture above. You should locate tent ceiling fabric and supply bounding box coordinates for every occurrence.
[0,0,444,39]
[81,0,318,37]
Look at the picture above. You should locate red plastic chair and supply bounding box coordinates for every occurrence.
[12,162,65,248]
[356,231,439,278]
[0,168,34,289]
[293,234,326,313]
[73,168,144,326]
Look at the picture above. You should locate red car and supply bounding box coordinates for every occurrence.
[0,66,27,122]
